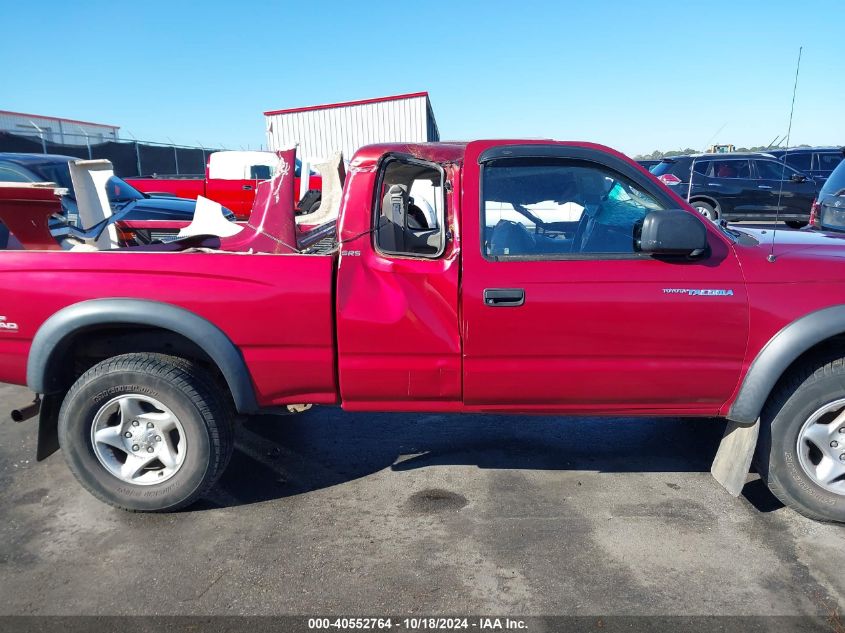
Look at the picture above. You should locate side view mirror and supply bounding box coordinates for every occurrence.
[638,210,708,257]
[790,173,808,183]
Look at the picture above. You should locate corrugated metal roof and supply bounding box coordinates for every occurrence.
[263,91,429,116]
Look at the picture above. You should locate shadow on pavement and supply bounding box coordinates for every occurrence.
[740,477,785,513]
[193,409,776,511]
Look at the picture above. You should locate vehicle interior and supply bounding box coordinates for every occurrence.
[482,159,665,258]
[375,159,444,257]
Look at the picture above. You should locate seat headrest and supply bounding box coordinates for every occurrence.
[382,184,409,226]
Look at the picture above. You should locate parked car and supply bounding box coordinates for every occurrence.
[4,140,845,523]
[767,147,844,185]
[0,153,235,243]
[127,150,323,220]
[651,152,817,227]
[636,159,661,170]
[809,158,845,232]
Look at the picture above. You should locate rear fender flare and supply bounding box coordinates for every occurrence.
[26,299,259,414]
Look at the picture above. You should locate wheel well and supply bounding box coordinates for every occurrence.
[55,325,230,401]
[769,334,845,398]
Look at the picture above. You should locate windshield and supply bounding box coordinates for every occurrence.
[29,161,145,203]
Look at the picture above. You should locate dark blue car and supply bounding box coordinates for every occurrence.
[767,147,845,186]
[0,153,234,243]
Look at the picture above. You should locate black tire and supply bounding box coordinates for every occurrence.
[785,220,808,229]
[756,351,845,522]
[58,353,234,512]
[690,200,717,221]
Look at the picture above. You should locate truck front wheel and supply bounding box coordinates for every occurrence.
[757,352,845,522]
[58,353,234,512]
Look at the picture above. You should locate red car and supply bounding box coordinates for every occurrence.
[127,150,322,220]
[2,140,845,523]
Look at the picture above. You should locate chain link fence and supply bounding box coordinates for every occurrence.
[0,131,222,177]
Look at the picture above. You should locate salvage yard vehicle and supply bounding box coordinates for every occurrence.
[127,150,323,220]
[4,139,845,523]
[809,158,845,232]
[651,152,817,227]
[0,152,236,244]
[768,146,845,185]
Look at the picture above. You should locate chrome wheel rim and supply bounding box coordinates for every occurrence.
[796,398,845,495]
[90,395,187,486]
[694,205,714,221]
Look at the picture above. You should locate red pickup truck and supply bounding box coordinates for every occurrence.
[126,150,322,220]
[2,139,845,522]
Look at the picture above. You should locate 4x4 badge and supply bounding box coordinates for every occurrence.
[0,316,19,331]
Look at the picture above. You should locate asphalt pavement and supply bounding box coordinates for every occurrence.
[1,380,844,619]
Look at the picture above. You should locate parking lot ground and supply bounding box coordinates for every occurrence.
[1,380,844,618]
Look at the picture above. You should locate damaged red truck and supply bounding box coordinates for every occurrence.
[2,139,845,522]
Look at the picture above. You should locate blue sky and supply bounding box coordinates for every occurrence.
[1,0,842,156]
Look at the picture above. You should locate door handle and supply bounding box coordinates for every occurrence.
[707,182,722,187]
[758,185,773,190]
[242,184,253,191]
[484,288,525,307]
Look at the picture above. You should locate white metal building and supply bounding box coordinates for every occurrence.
[0,110,120,145]
[264,92,440,162]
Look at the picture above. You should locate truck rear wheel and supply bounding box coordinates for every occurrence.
[757,352,845,522]
[58,353,234,512]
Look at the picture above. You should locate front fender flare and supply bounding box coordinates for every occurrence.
[728,305,845,424]
[27,298,259,414]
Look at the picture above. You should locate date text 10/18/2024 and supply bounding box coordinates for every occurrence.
[308,617,528,630]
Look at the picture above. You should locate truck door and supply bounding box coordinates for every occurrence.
[460,144,749,414]
[206,176,254,220]
[205,154,272,220]
[335,154,462,408]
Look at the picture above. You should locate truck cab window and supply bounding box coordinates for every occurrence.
[375,158,445,258]
[482,158,666,259]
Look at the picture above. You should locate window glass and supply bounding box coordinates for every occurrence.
[817,153,844,172]
[784,153,811,171]
[754,159,794,180]
[692,160,711,176]
[27,162,143,203]
[649,160,676,177]
[374,159,444,258]
[250,165,272,180]
[711,160,750,179]
[820,163,845,196]
[482,158,666,258]
[0,163,36,183]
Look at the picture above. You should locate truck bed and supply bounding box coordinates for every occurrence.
[0,250,338,406]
